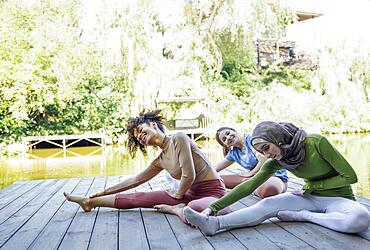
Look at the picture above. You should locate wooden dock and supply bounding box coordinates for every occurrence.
[22,130,106,151]
[0,171,369,249]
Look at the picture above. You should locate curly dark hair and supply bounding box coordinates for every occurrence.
[125,109,166,158]
[215,126,236,156]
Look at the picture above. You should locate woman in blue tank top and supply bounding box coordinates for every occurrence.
[214,127,288,198]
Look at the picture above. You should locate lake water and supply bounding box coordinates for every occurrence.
[0,134,369,198]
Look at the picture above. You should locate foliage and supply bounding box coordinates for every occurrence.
[0,0,131,143]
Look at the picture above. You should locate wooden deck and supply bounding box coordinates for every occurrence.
[0,171,369,249]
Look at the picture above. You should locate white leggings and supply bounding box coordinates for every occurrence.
[218,192,370,233]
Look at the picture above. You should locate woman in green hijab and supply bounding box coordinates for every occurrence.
[183,121,370,236]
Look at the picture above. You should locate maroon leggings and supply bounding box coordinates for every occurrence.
[115,179,227,222]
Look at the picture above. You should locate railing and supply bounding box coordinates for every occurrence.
[22,129,106,151]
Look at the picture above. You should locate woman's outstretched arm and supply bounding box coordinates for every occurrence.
[90,160,162,198]
[244,153,267,177]
[214,158,234,172]
[208,160,276,213]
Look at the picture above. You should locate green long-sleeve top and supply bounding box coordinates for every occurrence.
[209,134,358,214]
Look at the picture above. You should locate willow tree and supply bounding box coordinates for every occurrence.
[0,0,86,141]
[0,0,130,142]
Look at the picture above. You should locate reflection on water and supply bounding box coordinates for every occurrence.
[325,133,370,199]
[0,134,369,198]
[0,146,153,190]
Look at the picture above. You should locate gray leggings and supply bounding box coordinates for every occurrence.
[219,192,370,233]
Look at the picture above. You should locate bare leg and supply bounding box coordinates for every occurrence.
[254,176,287,198]
[64,192,116,212]
[154,197,226,223]
[220,174,249,189]
[221,175,287,198]
[154,203,186,217]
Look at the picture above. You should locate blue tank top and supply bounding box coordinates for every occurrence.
[225,134,288,182]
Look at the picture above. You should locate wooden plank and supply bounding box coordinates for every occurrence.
[0,180,43,210]
[238,196,315,250]
[305,221,370,249]
[145,177,212,249]
[0,179,68,247]
[118,176,150,250]
[142,209,182,249]
[88,176,119,250]
[272,218,370,250]
[225,201,281,250]
[203,202,259,250]
[0,179,56,223]
[252,220,314,249]
[0,178,80,249]
[229,226,280,250]
[57,177,107,250]
[204,231,247,250]
[148,174,248,250]
[26,178,94,250]
[165,213,213,250]
[0,181,28,197]
[139,181,181,250]
[118,208,150,250]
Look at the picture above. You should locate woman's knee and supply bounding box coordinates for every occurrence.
[221,175,246,189]
[255,182,285,198]
[187,201,204,212]
[188,197,218,212]
[346,208,370,233]
[255,186,279,198]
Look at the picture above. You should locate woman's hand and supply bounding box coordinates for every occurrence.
[291,190,304,196]
[165,187,182,199]
[302,183,313,195]
[89,190,105,198]
[292,183,313,196]
[256,152,268,163]
[201,207,213,219]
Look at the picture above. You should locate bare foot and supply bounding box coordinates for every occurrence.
[64,192,93,212]
[154,203,186,215]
